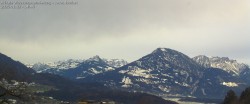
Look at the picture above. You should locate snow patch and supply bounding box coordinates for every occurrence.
[222,82,238,87]
[76,77,85,79]
[121,76,132,87]
[160,48,166,51]
[126,66,154,79]
[89,68,102,74]
[105,67,114,71]
[201,88,206,95]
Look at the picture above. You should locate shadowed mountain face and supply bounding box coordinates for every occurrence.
[0,53,35,82]
[195,68,247,98]
[191,55,250,97]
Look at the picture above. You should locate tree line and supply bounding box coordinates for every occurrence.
[223,87,250,104]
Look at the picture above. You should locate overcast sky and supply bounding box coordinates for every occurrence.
[0,0,250,64]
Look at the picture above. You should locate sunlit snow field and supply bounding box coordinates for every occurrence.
[163,97,217,104]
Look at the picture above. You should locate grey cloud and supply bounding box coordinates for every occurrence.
[0,0,249,64]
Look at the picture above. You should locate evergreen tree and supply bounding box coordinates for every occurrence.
[222,90,238,104]
[239,87,250,104]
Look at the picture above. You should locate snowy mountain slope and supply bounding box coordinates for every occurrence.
[62,55,114,79]
[84,48,206,96]
[28,56,128,79]
[28,59,84,73]
[30,63,51,73]
[193,55,250,76]
[103,59,128,68]
[29,57,127,73]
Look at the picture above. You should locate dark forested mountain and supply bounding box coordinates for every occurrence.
[0,53,35,82]
[222,87,250,104]
[195,68,247,98]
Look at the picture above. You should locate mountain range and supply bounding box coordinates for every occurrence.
[27,48,250,98]
[193,55,250,76]
[28,56,128,79]
[1,47,250,103]
[80,48,249,98]
[0,52,177,104]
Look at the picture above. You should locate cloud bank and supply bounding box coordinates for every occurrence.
[0,0,250,64]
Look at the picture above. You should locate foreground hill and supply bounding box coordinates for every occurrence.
[0,53,35,82]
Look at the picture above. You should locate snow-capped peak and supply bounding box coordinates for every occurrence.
[27,56,128,76]
[147,48,202,71]
[87,55,103,62]
[103,59,128,68]
[193,55,249,75]
[152,48,171,53]
[159,48,167,52]
[29,59,84,72]
[151,48,186,58]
